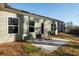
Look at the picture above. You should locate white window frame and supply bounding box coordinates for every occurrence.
[7,17,20,35]
[29,20,35,33]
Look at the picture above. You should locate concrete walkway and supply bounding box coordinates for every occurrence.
[32,38,70,53]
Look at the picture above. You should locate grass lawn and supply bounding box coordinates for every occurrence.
[48,33,79,56]
[21,43,48,56]
[21,33,79,56]
[0,33,77,56]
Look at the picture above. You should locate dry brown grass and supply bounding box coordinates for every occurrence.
[48,33,79,56]
[48,42,79,56]
[0,42,48,56]
[0,33,78,56]
[0,42,27,56]
[21,43,48,56]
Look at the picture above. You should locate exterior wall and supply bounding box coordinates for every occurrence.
[58,22,62,32]
[17,14,24,40]
[22,16,45,40]
[29,16,36,39]
[58,21,65,33]
[0,11,22,43]
[50,21,56,35]
[61,22,65,32]
[35,18,44,34]
[55,21,59,35]
[28,17,45,39]
[44,19,52,36]
[0,10,63,43]
[44,20,59,36]
[35,18,44,39]
[23,16,29,33]
[23,16,53,39]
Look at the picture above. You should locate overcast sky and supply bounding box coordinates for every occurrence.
[8,3,79,25]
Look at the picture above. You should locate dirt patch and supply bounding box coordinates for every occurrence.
[0,42,27,56]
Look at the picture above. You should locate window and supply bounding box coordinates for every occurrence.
[51,23,54,31]
[51,23,56,31]
[8,17,19,34]
[29,21,35,32]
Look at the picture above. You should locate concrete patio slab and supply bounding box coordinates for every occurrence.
[32,38,70,53]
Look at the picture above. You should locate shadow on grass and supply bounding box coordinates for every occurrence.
[32,41,79,49]
[51,52,75,56]
[65,43,79,49]
[65,32,79,38]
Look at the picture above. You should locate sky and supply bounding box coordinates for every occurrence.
[8,3,79,25]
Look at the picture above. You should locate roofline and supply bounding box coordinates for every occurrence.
[4,4,63,22]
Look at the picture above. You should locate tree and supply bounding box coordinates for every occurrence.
[65,21,74,32]
[65,21,79,35]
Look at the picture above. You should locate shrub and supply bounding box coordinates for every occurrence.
[67,28,79,35]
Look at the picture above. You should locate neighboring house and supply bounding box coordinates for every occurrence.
[0,3,65,43]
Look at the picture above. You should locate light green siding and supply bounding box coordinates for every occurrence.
[0,11,19,43]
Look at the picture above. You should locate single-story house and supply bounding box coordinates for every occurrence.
[0,3,65,43]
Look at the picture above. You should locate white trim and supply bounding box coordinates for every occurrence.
[28,21,35,33]
[28,16,35,33]
[7,17,20,35]
[55,21,58,35]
